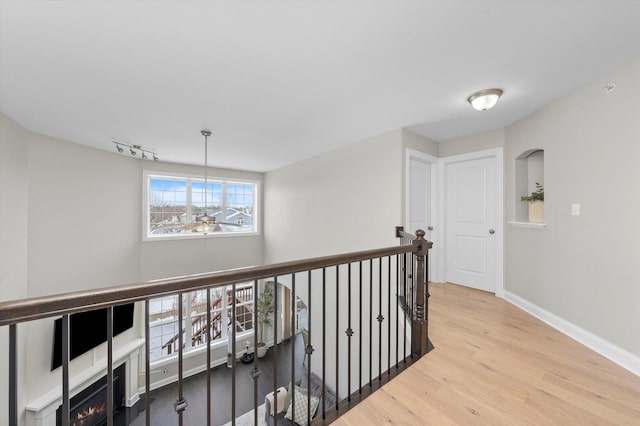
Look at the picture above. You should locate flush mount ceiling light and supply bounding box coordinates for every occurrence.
[467,88,503,111]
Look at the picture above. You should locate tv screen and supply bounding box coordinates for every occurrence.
[51,303,135,371]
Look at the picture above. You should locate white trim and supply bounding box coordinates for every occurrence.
[405,148,440,281]
[507,221,546,229]
[438,148,504,297]
[503,290,640,377]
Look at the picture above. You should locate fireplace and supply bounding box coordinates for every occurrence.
[56,364,125,426]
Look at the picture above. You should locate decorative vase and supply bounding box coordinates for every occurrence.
[528,200,544,223]
[257,343,268,358]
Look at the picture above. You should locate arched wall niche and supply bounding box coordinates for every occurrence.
[514,149,544,222]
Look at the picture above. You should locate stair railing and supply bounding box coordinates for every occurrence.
[0,227,431,426]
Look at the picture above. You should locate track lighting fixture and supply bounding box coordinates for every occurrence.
[112,141,158,161]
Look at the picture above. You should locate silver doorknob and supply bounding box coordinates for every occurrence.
[427,226,434,231]
[489,229,495,235]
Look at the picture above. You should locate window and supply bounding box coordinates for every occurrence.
[148,284,254,363]
[144,172,259,239]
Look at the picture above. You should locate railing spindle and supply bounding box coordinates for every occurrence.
[387,256,391,376]
[378,257,383,381]
[61,314,70,426]
[347,263,352,402]
[107,306,114,426]
[322,267,326,419]
[273,277,279,426]
[232,283,237,425]
[253,279,259,426]
[290,274,296,423]
[359,261,363,394]
[335,265,339,412]
[368,259,372,388]
[206,289,211,426]
[9,324,17,426]
[307,269,312,420]
[145,300,151,426]
[395,255,399,370]
[177,293,185,426]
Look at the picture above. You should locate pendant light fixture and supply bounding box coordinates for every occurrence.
[196,130,215,234]
[467,88,503,111]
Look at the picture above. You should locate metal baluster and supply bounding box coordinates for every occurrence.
[290,274,296,423]
[335,265,340,412]
[404,252,408,363]
[273,277,279,426]
[387,256,391,376]
[9,324,17,426]
[207,289,211,426]
[395,255,399,370]
[107,307,114,426]
[175,293,186,426]
[145,300,151,426]
[378,257,383,381]
[62,314,70,426]
[368,259,372,388]
[347,263,352,402]
[307,270,312,421]
[359,261,363,394]
[322,267,326,419]
[232,283,237,425]
[253,280,259,426]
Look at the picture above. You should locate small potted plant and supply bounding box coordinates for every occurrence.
[256,281,275,358]
[521,182,544,223]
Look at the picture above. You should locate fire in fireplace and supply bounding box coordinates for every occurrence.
[56,364,125,426]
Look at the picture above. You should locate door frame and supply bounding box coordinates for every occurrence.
[405,148,440,281]
[438,148,504,297]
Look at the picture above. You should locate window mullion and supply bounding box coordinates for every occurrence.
[186,179,193,224]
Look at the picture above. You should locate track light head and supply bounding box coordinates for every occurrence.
[142,151,148,160]
[130,148,136,156]
[116,144,124,153]
[153,154,159,161]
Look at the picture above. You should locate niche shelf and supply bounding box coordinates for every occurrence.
[513,149,545,226]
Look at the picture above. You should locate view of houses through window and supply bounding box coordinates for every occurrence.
[146,174,257,238]
[148,284,254,362]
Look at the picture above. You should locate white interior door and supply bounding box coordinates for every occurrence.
[445,157,497,293]
[408,157,431,237]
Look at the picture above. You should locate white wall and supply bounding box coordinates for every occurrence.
[264,129,404,263]
[504,58,640,358]
[264,129,407,396]
[0,115,265,423]
[0,114,29,426]
[438,127,505,158]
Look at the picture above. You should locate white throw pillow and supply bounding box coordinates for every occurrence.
[284,387,319,426]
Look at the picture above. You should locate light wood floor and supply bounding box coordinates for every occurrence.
[333,282,640,425]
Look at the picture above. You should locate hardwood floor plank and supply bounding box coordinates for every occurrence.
[332,283,640,425]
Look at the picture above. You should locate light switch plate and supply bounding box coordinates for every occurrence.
[571,203,580,216]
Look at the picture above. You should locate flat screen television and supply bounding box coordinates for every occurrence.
[51,303,135,371]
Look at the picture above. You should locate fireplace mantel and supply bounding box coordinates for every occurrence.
[26,338,145,426]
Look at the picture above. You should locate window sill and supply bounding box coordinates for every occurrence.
[508,221,546,229]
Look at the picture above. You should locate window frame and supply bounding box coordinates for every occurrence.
[143,170,260,241]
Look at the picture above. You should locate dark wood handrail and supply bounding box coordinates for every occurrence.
[0,243,416,326]
[395,226,416,240]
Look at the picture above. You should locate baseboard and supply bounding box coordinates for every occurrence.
[503,290,640,377]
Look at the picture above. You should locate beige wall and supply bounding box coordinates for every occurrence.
[264,129,404,263]
[438,127,505,157]
[0,116,265,420]
[504,59,640,357]
[0,114,29,426]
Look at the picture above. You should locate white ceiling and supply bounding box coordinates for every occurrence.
[1,1,639,172]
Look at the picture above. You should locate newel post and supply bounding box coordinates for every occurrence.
[411,229,432,358]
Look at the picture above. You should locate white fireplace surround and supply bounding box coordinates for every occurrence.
[25,338,145,426]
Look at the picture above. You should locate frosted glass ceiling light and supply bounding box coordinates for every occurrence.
[467,89,503,111]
